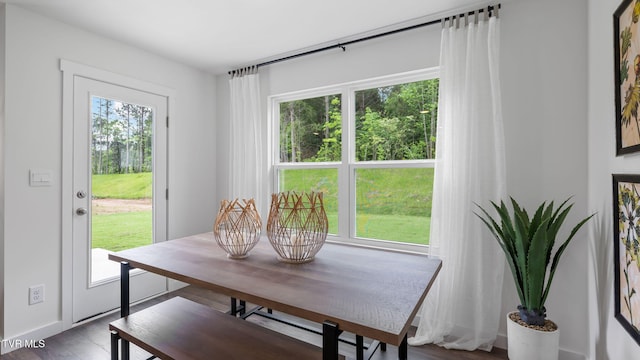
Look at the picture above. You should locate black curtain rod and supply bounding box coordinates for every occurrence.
[229,3,500,76]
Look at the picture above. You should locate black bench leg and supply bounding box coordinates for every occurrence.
[322,321,342,360]
[111,331,119,360]
[230,297,237,315]
[120,262,131,360]
[239,300,246,316]
[398,334,407,360]
[230,298,247,316]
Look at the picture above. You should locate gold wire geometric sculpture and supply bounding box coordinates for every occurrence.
[266,192,328,264]
[213,198,262,259]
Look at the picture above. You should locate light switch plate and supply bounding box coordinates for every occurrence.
[29,169,52,187]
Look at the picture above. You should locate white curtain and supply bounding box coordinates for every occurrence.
[228,67,264,205]
[409,12,506,351]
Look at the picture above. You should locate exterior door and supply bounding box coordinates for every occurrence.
[72,76,168,322]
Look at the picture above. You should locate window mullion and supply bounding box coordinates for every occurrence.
[337,88,351,238]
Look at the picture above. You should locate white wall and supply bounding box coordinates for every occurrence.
[587,0,640,359]
[217,0,591,358]
[2,4,217,340]
[0,4,6,337]
[499,0,589,357]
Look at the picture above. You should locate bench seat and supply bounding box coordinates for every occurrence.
[109,296,326,359]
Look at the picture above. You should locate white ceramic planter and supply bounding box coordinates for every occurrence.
[506,312,559,360]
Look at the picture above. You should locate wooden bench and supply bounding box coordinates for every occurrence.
[109,296,329,360]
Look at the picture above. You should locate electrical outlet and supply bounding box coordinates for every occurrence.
[29,285,44,305]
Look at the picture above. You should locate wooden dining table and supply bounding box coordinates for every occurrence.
[109,232,442,360]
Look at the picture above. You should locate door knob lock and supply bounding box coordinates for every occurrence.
[76,207,88,216]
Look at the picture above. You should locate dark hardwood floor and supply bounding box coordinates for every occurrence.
[2,286,508,360]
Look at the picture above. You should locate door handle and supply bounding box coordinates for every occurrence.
[76,207,88,216]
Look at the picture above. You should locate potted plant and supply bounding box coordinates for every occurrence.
[475,197,593,360]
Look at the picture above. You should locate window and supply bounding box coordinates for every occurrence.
[270,69,438,251]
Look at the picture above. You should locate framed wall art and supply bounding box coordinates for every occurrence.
[615,0,640,155]
[613,174,640,345]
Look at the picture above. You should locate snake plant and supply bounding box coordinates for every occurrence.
[475,197,594,326]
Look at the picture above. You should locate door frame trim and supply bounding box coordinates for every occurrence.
[60,59,175,330]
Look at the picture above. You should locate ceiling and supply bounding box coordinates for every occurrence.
[3,0,489,74]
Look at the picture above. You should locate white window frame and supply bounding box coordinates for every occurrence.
[268,68,438,253]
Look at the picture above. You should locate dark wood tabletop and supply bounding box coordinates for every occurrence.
[109,232,442,346]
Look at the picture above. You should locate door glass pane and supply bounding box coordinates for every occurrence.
[278,168,338,235]
[355,168,433,245]
[91,96,154,283]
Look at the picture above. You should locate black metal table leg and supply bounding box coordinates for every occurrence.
[111,331,119,360]
[398,334,407,360]
[120,262,131,360]
[356,335,364,360]
[322,321,342,360]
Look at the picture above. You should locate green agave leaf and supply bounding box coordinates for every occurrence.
[545,205,572,268]
[511,198,531,236]
[512,207,531,304]
[541,212,595,306]
[529,202,547,238]
[542,201,555,223]
[491,201,520,274]
[550,197,572,223]
[494,200,516,242]
[474,210,526,305]
[474,204,511,253]
[527,218,551,311]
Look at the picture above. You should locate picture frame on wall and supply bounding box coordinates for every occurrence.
[613,174,640,345]
[615,0,640,155]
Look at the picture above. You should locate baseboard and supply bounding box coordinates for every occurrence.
[494,333,508,350]
[0,321,62,354]
[495,333,585,360]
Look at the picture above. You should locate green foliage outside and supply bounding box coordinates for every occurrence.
[92,97,153,175]
[280,168,433,244]
[92,211,152,251]
[92,173,152,252]
[92,173,152,199]
[279,79,439,163]
[276,78,438,245]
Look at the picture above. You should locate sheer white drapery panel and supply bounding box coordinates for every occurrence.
[228,67,265,206]
[409,13,506,351]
